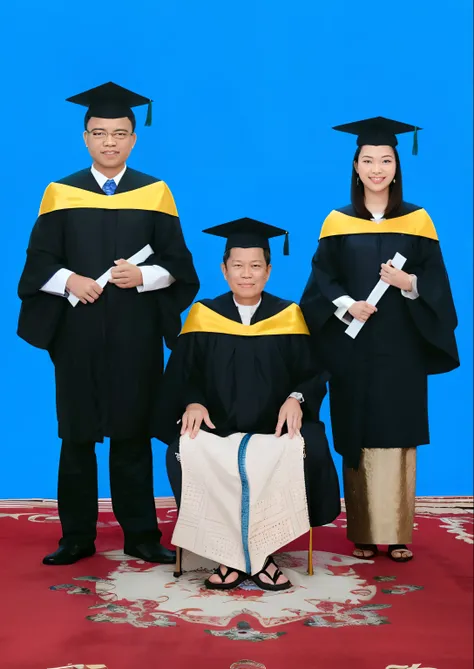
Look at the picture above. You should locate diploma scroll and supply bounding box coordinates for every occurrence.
[344,252,407,339]
[68,244,154,307]
[47,665,108,669]
[48,665,108,669]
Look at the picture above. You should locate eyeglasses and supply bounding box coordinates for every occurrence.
[86,130,133,141]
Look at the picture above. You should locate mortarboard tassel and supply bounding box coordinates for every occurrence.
[283,231,290,256]
[412,126,418,156]
[145,100,153,127]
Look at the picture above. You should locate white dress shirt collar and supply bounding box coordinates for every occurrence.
[370,211,385,222]
[91,164,127,189]
[233,296,262,325]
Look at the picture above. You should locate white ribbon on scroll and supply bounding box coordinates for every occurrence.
[345,252,407,339]
[68,244,154,307]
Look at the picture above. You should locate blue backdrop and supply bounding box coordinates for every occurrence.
[1,0,472,499]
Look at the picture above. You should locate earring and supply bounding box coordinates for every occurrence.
[356,177,360,186]
[393,178,396,183]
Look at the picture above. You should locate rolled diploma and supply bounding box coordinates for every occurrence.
[345,252,407,339]
[68,244,154,307]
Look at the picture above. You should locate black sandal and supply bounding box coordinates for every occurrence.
[388,544,413,563]
[204,565,248,590]
[353,544,378,560]
[252,556,292,592]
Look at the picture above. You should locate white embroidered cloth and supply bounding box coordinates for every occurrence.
[172,431,310,575]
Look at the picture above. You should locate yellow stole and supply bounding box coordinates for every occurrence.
[319,208,438,241]
[180,302,310,337]
[39,181,178,217]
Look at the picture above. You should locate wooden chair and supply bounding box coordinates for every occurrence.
[174,527,314,577]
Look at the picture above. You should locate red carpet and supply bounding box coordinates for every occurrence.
[1,498,472,669]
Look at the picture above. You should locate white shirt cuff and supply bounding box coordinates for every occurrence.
[401,275,419,300]
[332,295,355,324]
[137,265,176,293]
[41,268,74,297]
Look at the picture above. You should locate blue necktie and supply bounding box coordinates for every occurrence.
[103,179,117,196]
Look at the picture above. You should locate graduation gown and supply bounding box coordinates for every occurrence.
[156,291,341,527]
[17,168,199,442]
[300,203,459,469]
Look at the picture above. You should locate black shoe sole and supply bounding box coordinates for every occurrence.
[123,548,176,564]
[42,548,95,566]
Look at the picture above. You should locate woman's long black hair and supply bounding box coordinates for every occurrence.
[351,146,403,219]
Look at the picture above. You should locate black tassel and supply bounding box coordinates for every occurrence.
[283,231,290,256]
[145,100,153,127]
[412,126,418,156]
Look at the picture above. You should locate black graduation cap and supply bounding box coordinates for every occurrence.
[203,217,290,256]
[66,81,153,127]
[333,116,421,155]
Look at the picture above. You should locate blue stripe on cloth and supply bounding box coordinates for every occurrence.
[237,433,253,574]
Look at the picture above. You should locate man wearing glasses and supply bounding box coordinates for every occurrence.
[17,82,199,566]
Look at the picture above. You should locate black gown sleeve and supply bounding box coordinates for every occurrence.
[406,238,459,373]
[300,237,350,332]
[17,210,68,350]
[142,213,200,350]
[153,332,207,444]
[289,335,330,421]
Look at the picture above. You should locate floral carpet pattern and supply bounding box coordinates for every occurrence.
[0,497,472,669]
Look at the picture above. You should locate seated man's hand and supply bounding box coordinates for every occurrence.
[275,398,302,439]
[181,403,216,439]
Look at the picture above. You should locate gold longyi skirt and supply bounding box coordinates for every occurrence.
[343,447,416,545]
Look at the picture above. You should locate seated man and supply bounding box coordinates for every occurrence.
[155,218,341,591]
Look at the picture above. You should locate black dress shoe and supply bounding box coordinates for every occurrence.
[42,544,96,566]
[124,541,176,564]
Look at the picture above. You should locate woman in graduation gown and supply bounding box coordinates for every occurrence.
[300,117,459,562]
[155,219,341,590]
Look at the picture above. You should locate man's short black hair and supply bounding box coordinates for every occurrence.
[84,111,136,132]
[223,248,271,266]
